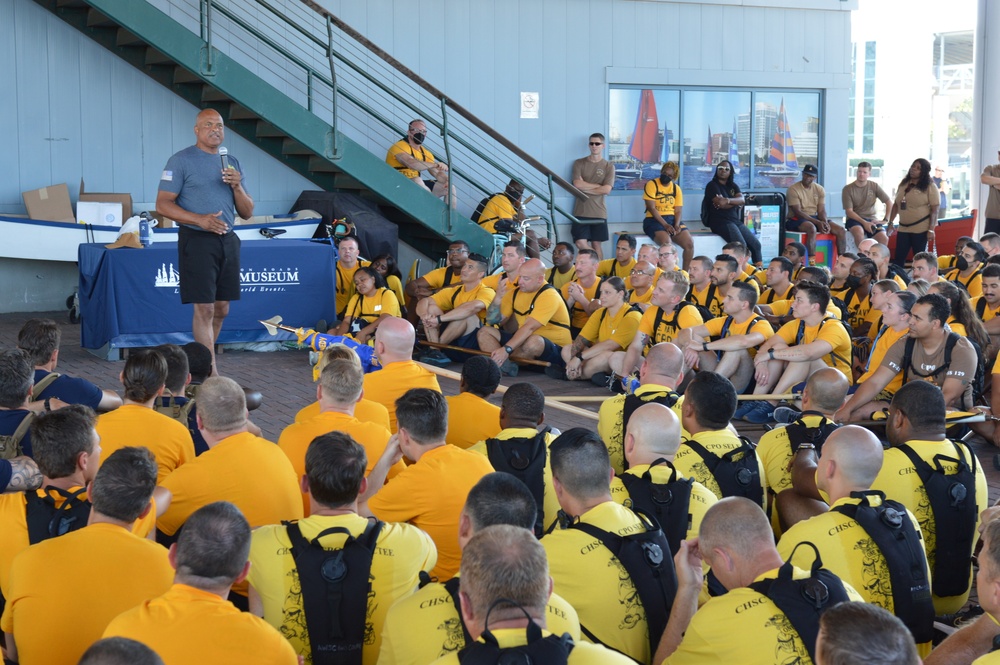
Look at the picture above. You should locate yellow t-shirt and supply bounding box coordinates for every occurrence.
[775,317,853,381]
[294,398,390,431]
[735,274,762,295]
[664,567,862,665]
[481,271,519,293]
[688,283,724,318]
[578,305,643,350]
[843,290,882,333]
[610,463,717,545]
[386,274,406,310]
[336,259,372,316]
[469,427,559,533]
[96,404,195,483]
[974,649,1000,665]
[546,266,577,291]
[637,303,704,351]
[703,314,774,359]
[559,279,602,331]
[973,295,1000,322]
[643,179,684,217]
[597,385,686,476]
[597,257,637,280]
[445,392,501,450]
[476,194,517,234]
[0,522,173,665]
[379,578,581,665]
[502,285,572,346]
[385,138,435,180]
[674,428,767,509]
[248,513,436,665]
[422,266,463,291]
[278,410,404,516]
[871,439,988,615]
[428,628,633,665]
[628,286,654,307]
[767,299,843,321]
[368,444,494,580]
[431,282,497,324]
[540,501,652,664]
[760,283,793,305]
[344,288,402,326]
[858,326,908,391]
[756,414,832,499]
[362,361,442,433]
[103,583,298,665]
[946,268,984,298]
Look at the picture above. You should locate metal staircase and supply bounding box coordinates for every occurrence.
[33,0,583,259]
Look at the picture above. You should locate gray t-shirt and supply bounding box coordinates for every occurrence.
[159,145,247,232]
[882,333,977,406]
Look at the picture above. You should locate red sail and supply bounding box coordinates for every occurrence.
[628,89,661,163]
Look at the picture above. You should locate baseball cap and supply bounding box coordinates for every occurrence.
[802,164,818,176]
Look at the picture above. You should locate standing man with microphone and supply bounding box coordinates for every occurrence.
[157,109,254,376]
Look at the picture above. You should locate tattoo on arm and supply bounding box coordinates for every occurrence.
[486,300,503,325]
[6,458,42,492]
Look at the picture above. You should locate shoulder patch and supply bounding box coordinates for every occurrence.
[160,170,173,182]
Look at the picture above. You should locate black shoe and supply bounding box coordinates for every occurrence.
[590,372,611,387]
[545,364,568,381]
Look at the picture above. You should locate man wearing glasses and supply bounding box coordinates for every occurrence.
[385,118,453,203]
[570,133,616,261]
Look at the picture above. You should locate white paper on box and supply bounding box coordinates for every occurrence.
[77,201,123,226]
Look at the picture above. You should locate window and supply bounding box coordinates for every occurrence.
[608,89,680,191]
[680,90,751,192]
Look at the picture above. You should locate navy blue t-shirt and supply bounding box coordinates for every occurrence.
[33,370,103,411]
[0,410,33,458]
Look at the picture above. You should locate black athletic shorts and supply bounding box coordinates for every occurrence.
[571,218,610,243]
[177,226,242,304]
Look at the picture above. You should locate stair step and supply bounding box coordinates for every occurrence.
[255,121,286,138]
[56,0,90,7]
[201,87,231,102]
[282,138,312,155]
[116,28,145,47]
[229,104,260,121]
[86,8,114,27]
[332,174,364,190]
[145,48,173,65]
[307,156,340,173]
[172,67,203,84]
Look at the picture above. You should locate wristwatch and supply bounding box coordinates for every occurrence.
[504,346,514,354]
[768,348,776,360]
[702,341,709,352]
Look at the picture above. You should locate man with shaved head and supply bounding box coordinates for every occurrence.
[598,342,687,475]
[777,426,934,655]
[862,241,909,288]
[363,317,441,432]
[477,258,572,376]
[654,497,861,665]
[610,403,717,553]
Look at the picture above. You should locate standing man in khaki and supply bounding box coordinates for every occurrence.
[157,109,254,375]
[982,148,1000,235]
[570,133,615,260]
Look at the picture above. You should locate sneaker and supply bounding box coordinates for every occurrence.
[744,401,776,425]
[773,405,803,425]
[938,604,984,629]
[500,360,519,377]
[733,400,759,420]
[419,349,451,367]
[545,364,568,381]
[590,372,611,387]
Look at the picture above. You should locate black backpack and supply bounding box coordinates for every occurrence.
[568,509,677,657]
[285,518,384,665]
[650,301,710,346]
[619,390,681,472]
[460,616,573,665]
[748,542,851,665]
[830,490,934,644]
[682,435,763,506]
[25,486,91,545]
[795,317,853,370]
[900,333,984,409]
[686,283,722,318]
[783,411,841,456]
[471,193,503,225]
[895,441,978,598]
[485,428,552,537]
[618,459,693,555]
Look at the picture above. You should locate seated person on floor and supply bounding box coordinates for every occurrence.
[416,252,495,364]
[404,241,470,319]
[839,257,880,337]
[862,240,910,288]
[477,259,572,377]
[371,253,407,314]
[836,293,978,422]
[928,280,992,356]
[597,233,638,280]
[656,241,688,280]
[945,240,986,298]
[333,266,401,344]
[332,235,371,321]
[676,281,773,394]
[445,356,502,450]
[685,256,725,318]
[741,283,853,424]
[758,256,795,305]
[911,251,944,284]
[560,248,602,337]
[556,277,642,384]
[295,344,390,429]
[483,241,526,294]
[759,267,845,329]
[474,179,550,259]
[0,349,42,493]
[722,241,763,294]
[363,318,442,432]
[545,241,576,289]
[972,263,1000,355]
[782,241,808,280]
[937,235,973,272]
[627,260,658,310]
[829,253,856,293]
[848,291,914,410]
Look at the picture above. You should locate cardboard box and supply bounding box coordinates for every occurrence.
[77,201,124,227]
[22,184,75,223]
[78,180,133,221]
[152,213,175,229]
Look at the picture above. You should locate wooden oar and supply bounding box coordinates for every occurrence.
[417,340,550,367]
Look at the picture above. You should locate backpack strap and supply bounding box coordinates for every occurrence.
[443,577,475,649]
[682,435,763,505]
[0,412,35,459]
[484,428,551,537]
[977,297,988,319]
[782,411,840,456]
[460,619,573,665]
[618,459,694,554]
[32,372,61,396]
[25,486,91,545]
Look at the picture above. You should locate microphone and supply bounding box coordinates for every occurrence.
[219,146,230,171]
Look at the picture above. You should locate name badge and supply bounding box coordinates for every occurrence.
[374,305,382,312]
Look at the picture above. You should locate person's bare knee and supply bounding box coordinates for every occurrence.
[516,335,545,359]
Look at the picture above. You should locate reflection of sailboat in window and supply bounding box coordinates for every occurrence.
[761,98,800,177]
[728,118,741,175]
[617,89,659,181]
[697,126,715,172]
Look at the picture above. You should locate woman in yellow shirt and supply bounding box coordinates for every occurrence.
[372,253,407,315]
[560,277,642,383]
[335,267,401,345]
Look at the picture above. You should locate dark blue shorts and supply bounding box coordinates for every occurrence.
[844,217,885,238]
[499,330,566,367]
[643,215,687,239]
[785,217,810,232]
[443,327,482,363]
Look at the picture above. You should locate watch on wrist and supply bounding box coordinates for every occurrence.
[768,348,776,360]
[576,352,584,361]
[797,443,815,451]
[504,346,514,355]
[44,397,52,412]
[702,341,709,352]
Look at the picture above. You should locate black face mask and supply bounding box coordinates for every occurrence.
[411,131,426,145]
[844,275,862,290]
[956,256,970,271]
[660,174,673,185]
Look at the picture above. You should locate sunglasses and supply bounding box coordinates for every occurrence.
[589,142,603,146]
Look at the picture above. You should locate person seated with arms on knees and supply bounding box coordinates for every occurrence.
[478,259,572,377]
[431,524,632,665]
[332,235,372,321]
[482,241,526,295]
[363,317,442,432]
[676,282,773,394]
[786,164,846,256]
[404,240,470,320]
[722,241,763,294]
[95,349,195,484]
[597,233,638,281]
[758,271,844,331]
[829,253,857,293]
[79,637,165,665]
[674,372,766,508]
[560,248,603,337]
[249,433,436,665]
[945,240,987,298]
[0,447,174,665]
[862,240,910,288]
[445,356,501,450]
[103,502,299,664]
[848,290,914,404]
[836,293,979,423]
[555,277,642,384]
[782,241,809,280]
[363,388,494,581]
[656,241,688,280]
[541,428,676,665]
[743,283,853,424]
[928,280,992,354]
[865,381,988,616]
[0,349,44,488]
[612,271,704,379]
[475,179,551,259]
[598,342,687,475]
[972,263,1000,351]
[379,473,581,665]
[279,358,403,516]
[816,601,921,665]
[385,118,453,203]
[371,252,407,314]
[545,241,577,289]
[842,161,892,247]
[627,259,658,311]
[759,256,795,305]
[654,496,862,665]
[756,367,848,533]
[468,383,559,535]
[333,266,401,345]
[294,344,389,430]
[643,163,694,269]
[776,425,935,656]
[610,403,718,554]
[912,250,945,284]
[416,252,495,364]
[17,318,122,412]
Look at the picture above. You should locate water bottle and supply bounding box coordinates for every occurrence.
[139,218,151,247]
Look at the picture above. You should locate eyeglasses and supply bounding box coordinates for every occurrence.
[631,270,654,276]
[589,142,603,146]
[447,249,469,255]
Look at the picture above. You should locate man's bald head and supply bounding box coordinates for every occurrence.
[699,497,773,561]
[822,426,884,489]
[803,368,850,413]
[520,259,545,279]
[626,403,681,464]
[374,317,416,363]
[858,239,877,254]
[641,343,684,383]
